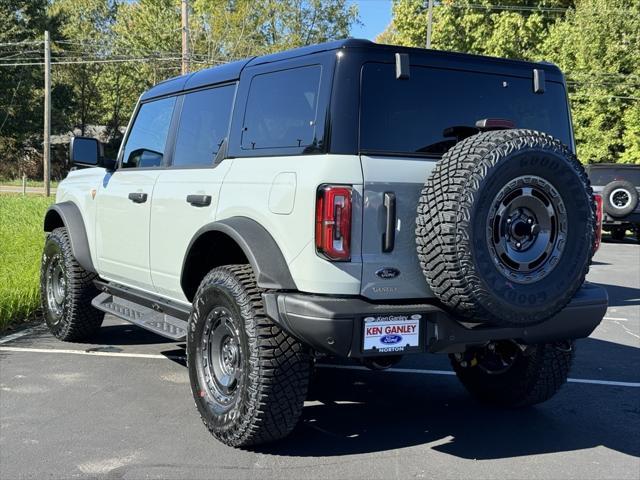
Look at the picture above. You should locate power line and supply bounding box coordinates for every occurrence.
[445,2,637,15]
[0,57,183,67]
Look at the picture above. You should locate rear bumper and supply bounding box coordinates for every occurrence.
[603,212,640,226]
[262,283,608,358]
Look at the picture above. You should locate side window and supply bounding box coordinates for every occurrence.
[173,84,235,167]
[121,96,176,169]
[241,65,321,150]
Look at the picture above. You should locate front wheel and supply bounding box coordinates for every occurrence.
[450,340,574,407]
[187,265,311,447]
[40,227,104,341]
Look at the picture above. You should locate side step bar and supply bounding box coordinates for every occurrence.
[91,280,191,341]
[93,280,191,320]
[92,293,188,341]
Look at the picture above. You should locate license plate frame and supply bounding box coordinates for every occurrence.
[361,313,424,355]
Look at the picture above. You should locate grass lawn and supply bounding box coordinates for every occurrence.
[0,194,54,330]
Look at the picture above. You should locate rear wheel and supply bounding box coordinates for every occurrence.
[450,340,574,407]
[187,265,311,447]
[40,227,104,341]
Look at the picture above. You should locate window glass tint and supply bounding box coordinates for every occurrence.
[242,65,321,150]
[588,167,640,186]
[360,64,572,156]
[173,85,235,167]
[121,96,176,168]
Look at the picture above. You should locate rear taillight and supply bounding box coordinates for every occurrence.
[593,193,603,253]
[315,185,352,261]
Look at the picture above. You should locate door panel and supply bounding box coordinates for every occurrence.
[96,170,160,290]
[149,164,232,301]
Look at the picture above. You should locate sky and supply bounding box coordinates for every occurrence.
[348,0,393,41]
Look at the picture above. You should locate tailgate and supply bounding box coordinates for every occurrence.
[360,155,437,300]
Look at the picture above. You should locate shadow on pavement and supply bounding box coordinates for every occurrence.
[89,324,177,345]
[253,337,639,459]
[592,282,640,308]
[601,235,639,245]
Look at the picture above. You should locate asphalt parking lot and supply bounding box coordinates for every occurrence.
[1,239,638,480]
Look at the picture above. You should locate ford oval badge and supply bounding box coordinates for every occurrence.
[380,334,402,344]
[376,267,400,279]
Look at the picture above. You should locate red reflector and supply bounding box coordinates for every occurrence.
[315,185,352,261]
[593,193,603,253]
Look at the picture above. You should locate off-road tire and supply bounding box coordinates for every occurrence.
[450,342,574,407]
[416,129,595,326]
[602,180,638,218]
[187,264,311,448]
[40,227,104,341]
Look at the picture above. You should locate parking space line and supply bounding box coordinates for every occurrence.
[315,364,640,388]
[1,345,638,388]
[0,327,39,345]
[0,346,185,360]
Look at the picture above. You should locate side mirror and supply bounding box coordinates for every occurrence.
[70,136,101,167]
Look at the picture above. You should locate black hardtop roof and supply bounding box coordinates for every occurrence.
[141,38,564,101]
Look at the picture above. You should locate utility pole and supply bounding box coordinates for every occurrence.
[181,0,190,75]
[43,30,51,197]
[426,0,434,49]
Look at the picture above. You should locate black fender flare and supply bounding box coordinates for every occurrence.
[181,217,297,292]
[44,202,96,273]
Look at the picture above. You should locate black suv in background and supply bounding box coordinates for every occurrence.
[587,164,640,241]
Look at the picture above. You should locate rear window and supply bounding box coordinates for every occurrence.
[587,167,640,186]
[360,63,572,156]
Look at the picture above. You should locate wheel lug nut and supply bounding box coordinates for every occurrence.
[516,242,521,248]
[507,218,512,224]
[527,218,533,224]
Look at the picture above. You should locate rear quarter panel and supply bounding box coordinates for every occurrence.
[216,154,363,294]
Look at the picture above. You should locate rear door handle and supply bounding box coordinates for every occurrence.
[186,194,212,207]
[382,192,396,252]
[128,192,147,203]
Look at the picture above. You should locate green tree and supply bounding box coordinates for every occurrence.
[50,0,117,135]
[379,0,640,164]
[542,0,640,164]
[378,0,572,59]
[0,0,58,178]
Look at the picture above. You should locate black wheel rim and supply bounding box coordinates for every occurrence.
[45,254,66,322]
[486,176,567,284]
[198,306,243,412]
[610,188,631,209]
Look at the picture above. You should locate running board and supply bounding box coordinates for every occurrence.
[91,293,188,341]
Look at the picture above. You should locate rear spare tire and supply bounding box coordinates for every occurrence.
[416,129,594,326]
[602,180,638,218]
